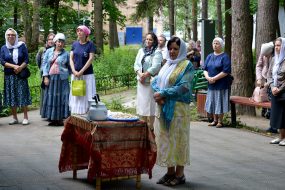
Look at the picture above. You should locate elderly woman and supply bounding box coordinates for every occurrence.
[203,37,231,128]
[69,25,96,114]
[134,32,162,130]
[0,28,31,125]
[41,33,70,126]
[268,37,285,146]
[187,39,201,69]
[152,36,194,186]
[255,42,276,132]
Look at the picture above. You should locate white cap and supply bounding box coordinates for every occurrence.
[53,33,65,43]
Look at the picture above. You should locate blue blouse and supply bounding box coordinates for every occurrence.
[0,44,29,75]
[71,41,96,75]
[204,52,231,90]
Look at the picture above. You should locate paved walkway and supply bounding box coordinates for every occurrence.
[0,90,283,190]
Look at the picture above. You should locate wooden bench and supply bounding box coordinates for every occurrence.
[230,96,271,127]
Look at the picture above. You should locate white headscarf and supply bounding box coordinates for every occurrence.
[272,37,285,86]
[260,41,274,56]
[5,28,24,64]
[213,37,224,48]
[157,37,187,89]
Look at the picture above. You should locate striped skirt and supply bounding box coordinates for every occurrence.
[205,89,230,114]
[41,75,70,120]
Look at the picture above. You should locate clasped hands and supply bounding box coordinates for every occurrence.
[206,76,216,84]
[137,71,149,84]
[154,92,165,105]
[13,65,23,74]
[72,70,84,78]
[271,87,280,96]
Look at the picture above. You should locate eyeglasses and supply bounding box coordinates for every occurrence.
[7,34,16,37]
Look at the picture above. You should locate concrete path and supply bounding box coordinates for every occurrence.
[1,108,284,190]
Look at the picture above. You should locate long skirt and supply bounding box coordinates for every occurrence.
[41,75,70,120]
[136,82,156,116]
[270,94,285,129]
[154,102,190,167]
[4,74,32,107]
[205,89,230,114]
[69,74,96,114]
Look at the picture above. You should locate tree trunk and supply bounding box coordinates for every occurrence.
[231,0,255,115]
[52,0,60,34]
[30,0,40,52]
[168,0,175,36]
[184,1,190,40]
[13,3,18,30]
[109,20,115,50]
[255,0,278,61]
[20,0,32,49]
[94,0,104,54]
[113,23,119,48]
[224,0,231,58]
[201,0,208,19]
[216,0,222,37]
[192,0,198,41]
[148,16,153,33]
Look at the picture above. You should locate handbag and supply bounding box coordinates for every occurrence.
[72,77,86,96]
[18,67,31,79]
[252,86,269,103]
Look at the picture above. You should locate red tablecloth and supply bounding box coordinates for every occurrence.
[58,115,157,181]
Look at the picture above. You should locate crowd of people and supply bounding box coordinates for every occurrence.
[1,25,285,187]
[0,26,96,126]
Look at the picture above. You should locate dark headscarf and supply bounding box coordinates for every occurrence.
[141,32,158,64]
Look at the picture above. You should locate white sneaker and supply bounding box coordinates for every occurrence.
[279,140,285,146]
[22,119,29,125]
[9,119,18,125]
[270,138,282,144]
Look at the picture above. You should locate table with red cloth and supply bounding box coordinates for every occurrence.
[58,115,157,189]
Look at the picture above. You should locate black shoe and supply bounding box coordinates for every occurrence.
[261,109,267,117]
[156,173,175,184]
[165,175,186,186]
[266,128,278,134]
[48,121,57,126]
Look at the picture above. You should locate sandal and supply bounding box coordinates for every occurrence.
[216,122,224,128]
[166,175,186,186]
[208,121,218,126]
[156,173,175,184]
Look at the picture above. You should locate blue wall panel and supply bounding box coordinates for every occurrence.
[126,27,143,45]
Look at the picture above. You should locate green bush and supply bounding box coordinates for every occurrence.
[93,45,139,78]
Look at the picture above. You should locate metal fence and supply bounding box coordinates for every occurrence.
[0,73,137,107]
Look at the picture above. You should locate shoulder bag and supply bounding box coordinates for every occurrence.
[18,67,31,79]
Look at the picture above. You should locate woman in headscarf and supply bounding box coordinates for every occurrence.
[151,36,194,186]
[41,33,70,126]
[268,37,285,146]
[203,37,231,128]
[134,32,162,130]
[69,25,96,114]
[0,28,31,125]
